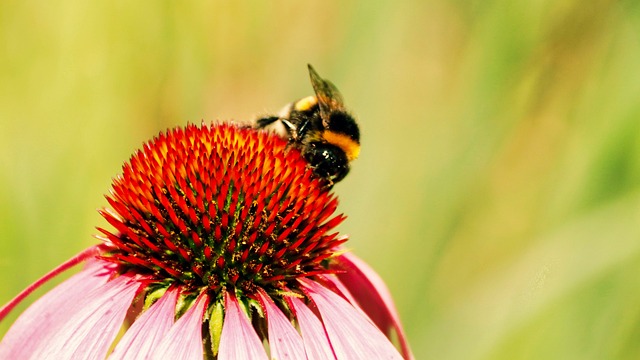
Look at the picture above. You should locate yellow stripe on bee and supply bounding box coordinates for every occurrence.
[323,131,360,161]
[294,96,318,112]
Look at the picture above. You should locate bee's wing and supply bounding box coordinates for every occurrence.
[308,64,345,127]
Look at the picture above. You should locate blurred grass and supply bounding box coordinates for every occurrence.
[2,1,640,358]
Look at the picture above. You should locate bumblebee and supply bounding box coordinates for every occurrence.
[255,64,360,187]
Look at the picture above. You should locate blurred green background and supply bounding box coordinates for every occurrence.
[2,1,640,359]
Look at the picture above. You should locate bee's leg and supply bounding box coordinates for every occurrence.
[280,119,299,140]
[284,115,309,143]
[255,116,298,141]
[255,116,280,128]
[321,178,334,190]
[296,118,311,139]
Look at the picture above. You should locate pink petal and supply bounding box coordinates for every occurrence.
[334,252,414,359]
[27,273,142,360]
[152,291,209,360]
[255,290,306,359]
[0,259,114,359]
[109,286,180,360]
[218,291,268,360]
[0,246,103,322]
[301,278,403,360]
[320,275,364,313]
[288,296,336,360]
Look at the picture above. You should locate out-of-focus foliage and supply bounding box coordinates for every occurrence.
[2,1,640,358]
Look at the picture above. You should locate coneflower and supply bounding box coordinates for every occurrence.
[0,122,413,359]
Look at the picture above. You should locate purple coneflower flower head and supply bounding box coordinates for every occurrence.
[0,122,413,359]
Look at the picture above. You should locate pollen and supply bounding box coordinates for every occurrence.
[98,122,346,294]
[294,95,318,112]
